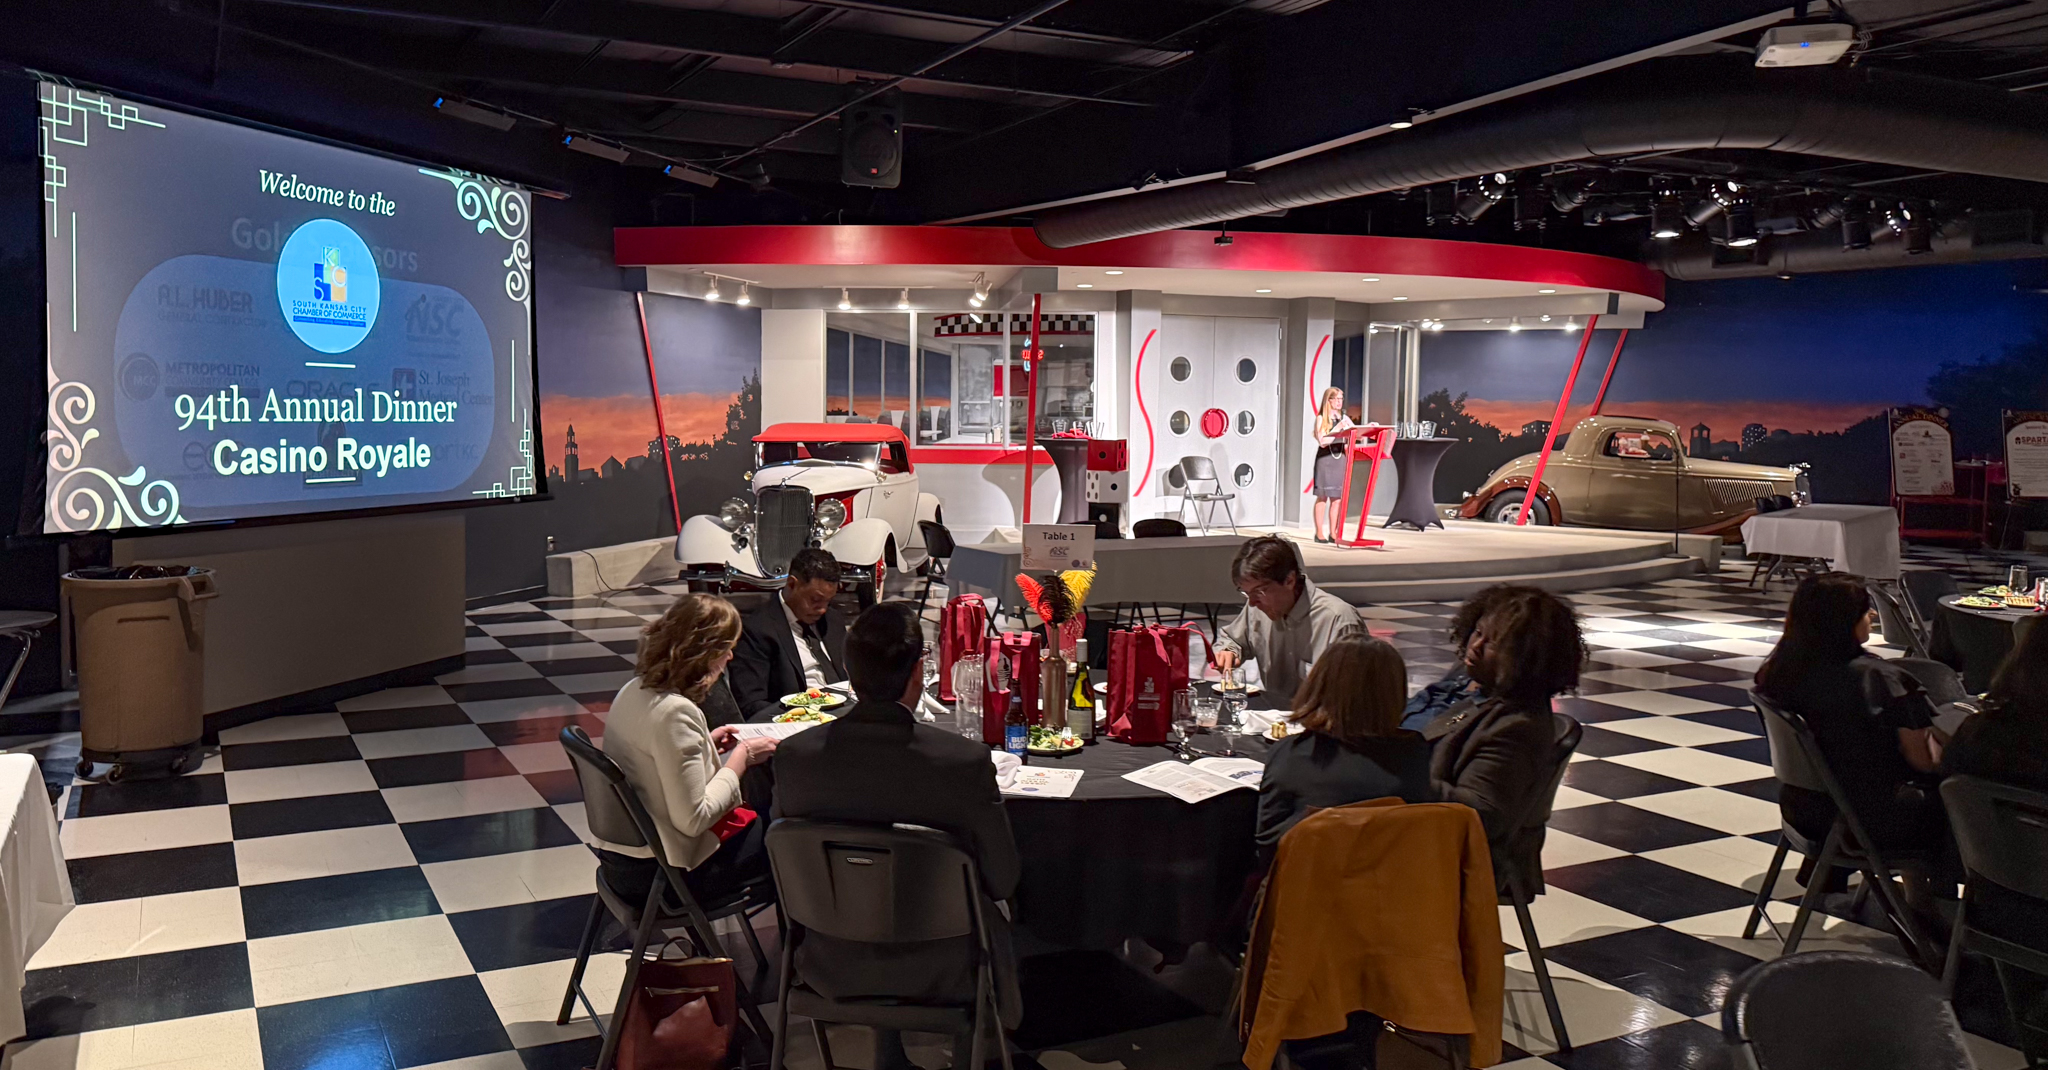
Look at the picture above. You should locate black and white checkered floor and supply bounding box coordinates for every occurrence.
[0,549,2039,1070]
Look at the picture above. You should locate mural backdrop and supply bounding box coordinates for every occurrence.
[1420,260,2048,507]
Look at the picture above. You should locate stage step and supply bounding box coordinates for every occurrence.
[1318,553,1704,605]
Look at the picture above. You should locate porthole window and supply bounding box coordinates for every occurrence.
[1234,463,1255,487]
[1236,410,1256,435]
[1236,358,1257,383]
[1165,465,1187,490]
[1169,410,1191,435]
[1169,356,1192,382]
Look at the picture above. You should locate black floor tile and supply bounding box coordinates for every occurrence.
[530,655,636,677]
[464,647,524,666]
[1550,802,1724,853]
[1554,698,1651,724]
[66,843,239,903]
[1010,950,1206,1050]
[1543,856,1760,923]
[525,770,584,806]
[519,1036,602,1070]
[448,894,603,972]
[531,596,610,609]
[1622,645,1742,663]
[1572,726,1669,758]
[1701,737,1773,765]
[229,790,396,839]
[464,625,487,638]
[68,773,227,818]
[468,611,554,624]
[492,630,592,649]
[21,943,253,1038]
[1675,708,1763,735]
[1544,926,1764,1018]
[339,703,475,735]
[240,866,441,939]
[257,975,513,1070]
[400,806,581,864]
[1722,777,1781,803]
[561,614,651,631]
[601,639,642,656]
[1551,1019,1733,1070]
[1656,662,1759,684]
[1669,684,1756,709]
[1562,760,1695,801]
[367,747,521,788]
[220,735,362,771]
[441,678,568,704]
[478,713,605,747]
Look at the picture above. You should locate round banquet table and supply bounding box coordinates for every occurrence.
[1931,594,2040,692]
[1001,731,1272,952]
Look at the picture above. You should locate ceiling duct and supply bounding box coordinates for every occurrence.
[1651,209,2044,279]
[1031,57,2048,249]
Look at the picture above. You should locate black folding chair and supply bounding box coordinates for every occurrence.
[555,726,777,1070]
[765,818,1014,1070]
[916,519,957,615]
[1901,569,1962,631]
[1868,582,1931,660]
[1743,693,1936,969]
[1941,775,2048,1064]
[1495,713,1582,1054]
[1723,951,1978,1070]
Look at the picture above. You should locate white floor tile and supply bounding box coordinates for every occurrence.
[577,627,645,644]
[546,671,637,695]
[421,845,595,913]
[546,606,640,621]
[27,888,245,970]
[406,1053,531,1070]
[59,806,233,859]
[508,642,616,663]
[1641,836,1801,896]
[458,695,591,724]
[1497,888,1651,950]
[1605,747,1774,786]
[1660,610,1757,624]
[1665,900,1901,960]
[477,620,574,637]
[1549,785,1606,811]
[1580,617,1659,633]
[246,914,474,1006]
[222,760,379,805]
[1581,632,1674,650]
[1703,656,1766,674]
[554,802,593,845]
[217,713,349,746]
[1539,830,1628,870]
[1624,787,1781,836]
[1964,1032,2033,1070]
[2,1008,264,1070]
[1677,622,1781,640]
[1582,690,1730,717]
[351,723,497,760]
[1596,716,1752,747]
[1356,605,1428,619]
[472,603,540,617]
[1681,638,1781,657]
[335,685,453,712]
[498,740,574,775]
[434,662,543,685]
[1579,668,1712,692]
[381,775,549,824]
[1499,954,1690,1056]
[233,824,418,885]
[476,954,627,1048]
[464,637,507,653]
[1584,650,1687,669]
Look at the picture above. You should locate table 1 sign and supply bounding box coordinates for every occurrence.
[1020,523,1095,571]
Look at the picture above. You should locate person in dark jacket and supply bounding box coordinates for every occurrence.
[1258,636,1435,852]
[1400,585,1516,732]
[1426,586,1585,889]
[772,601,1019,1070]
[1943,617,2048,794]
[729,548,847,721]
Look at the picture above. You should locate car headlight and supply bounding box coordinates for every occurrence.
[714,497,753,532]
[814,498,847,536]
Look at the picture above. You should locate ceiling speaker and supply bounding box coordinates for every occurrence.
[840,92,902,189]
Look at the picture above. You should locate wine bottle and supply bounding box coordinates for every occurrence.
[1068,637,1095,741]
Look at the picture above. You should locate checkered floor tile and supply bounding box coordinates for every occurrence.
[0,551,2035,1069]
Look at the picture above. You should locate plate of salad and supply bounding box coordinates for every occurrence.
[772,708,837,725]
[779,687,847,710]
[1026,725,1083,755]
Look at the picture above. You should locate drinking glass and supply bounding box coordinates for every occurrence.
[1170,688,1196,755]
[953,655,984,740]
[1193,695,1220,731]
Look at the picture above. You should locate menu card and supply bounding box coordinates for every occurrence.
[1123,760,1255,804]
[1001,767,1084,798]
[730,721,822,741]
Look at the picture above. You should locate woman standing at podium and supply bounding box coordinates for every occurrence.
[1312,387,1356,544]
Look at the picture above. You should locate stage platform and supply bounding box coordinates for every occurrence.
[1280,520,1711,604]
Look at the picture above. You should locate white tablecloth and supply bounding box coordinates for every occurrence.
[1740,504,1901,580]
[0,755,71,1042]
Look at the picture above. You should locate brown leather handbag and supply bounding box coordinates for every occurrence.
[613,954,737,1070]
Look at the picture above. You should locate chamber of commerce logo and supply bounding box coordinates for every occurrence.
[276,218,380,354]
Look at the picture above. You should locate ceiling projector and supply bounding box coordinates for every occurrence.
[1755,23,1856,67]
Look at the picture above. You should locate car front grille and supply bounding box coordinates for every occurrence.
[1706,478,1778,511]
[753,485,814,579]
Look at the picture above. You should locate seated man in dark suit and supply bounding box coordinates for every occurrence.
[729,548,846,722]
[772,600,1020,1070]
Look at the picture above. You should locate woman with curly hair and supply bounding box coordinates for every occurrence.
[597,593,777,904]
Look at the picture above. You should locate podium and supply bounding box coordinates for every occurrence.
[1330,425,1396,550]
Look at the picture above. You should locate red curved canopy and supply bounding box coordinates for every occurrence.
[754,422,910,444]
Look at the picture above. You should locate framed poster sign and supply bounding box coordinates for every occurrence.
[2005,410,2048,499]
[1889,407,1955,497]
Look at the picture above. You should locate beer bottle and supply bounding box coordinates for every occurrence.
[1005,688,1029,760]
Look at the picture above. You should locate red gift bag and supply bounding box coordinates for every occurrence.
[1106,625,1204,745]
[937,595,989,703]
[613,954,737,1070]
[982,631,1043,742]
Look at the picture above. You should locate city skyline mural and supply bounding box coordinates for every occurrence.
[1420,259,2048,505]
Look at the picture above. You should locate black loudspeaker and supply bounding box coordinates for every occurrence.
[1087,502,1122,540]
[840,92,902,188]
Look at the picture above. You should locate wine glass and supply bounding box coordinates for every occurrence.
[1170,688,1196,758]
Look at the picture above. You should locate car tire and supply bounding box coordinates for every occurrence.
[1486,490,1551,525]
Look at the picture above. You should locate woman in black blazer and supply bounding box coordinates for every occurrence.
[1256,636,1435,853]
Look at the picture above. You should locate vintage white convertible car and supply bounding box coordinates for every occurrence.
[677,422,941,592]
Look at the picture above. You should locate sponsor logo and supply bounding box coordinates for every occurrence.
[276,218,381,354]
[119,352,159,401]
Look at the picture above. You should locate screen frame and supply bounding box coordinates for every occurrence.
[28,71,553,544]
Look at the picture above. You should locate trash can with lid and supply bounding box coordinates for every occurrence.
[62,566,218,781]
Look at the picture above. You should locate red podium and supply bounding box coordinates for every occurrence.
[1330,425,1396,550]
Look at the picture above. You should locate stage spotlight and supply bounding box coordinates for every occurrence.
[1897,202,1933,254]
[1539,314,1551,322]
[1684,194,1725,228]
[735,282,751,307]
[968,272,990,307]
[1722,203,1760,248]
[1424,185,1457,227]
[663,163,718,188]
[1650,196,1684,239]
[1842,201,1873,250]
[838,288,852,310]
[1514,183,1548,231]
[898,288,911,309]
[1455,173,1508,223]
[434,97,515,131]
[1563,318,1580,331]
[562,135,630,163]
[1507,317,1523,332]
[705,275,721,301]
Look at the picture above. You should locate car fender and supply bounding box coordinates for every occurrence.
[677,515,762,576]
[824,518,894,569]
[915,493,942,527]
[1459,476,1566,524]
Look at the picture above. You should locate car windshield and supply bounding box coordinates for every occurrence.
[758,441,881,467]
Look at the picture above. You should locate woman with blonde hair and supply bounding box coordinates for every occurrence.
[1254,635,1433,851]
[596,593,778,905]
[1311,386,1356,544]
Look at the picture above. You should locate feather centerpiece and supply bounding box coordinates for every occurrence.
[1015,568,1096,661]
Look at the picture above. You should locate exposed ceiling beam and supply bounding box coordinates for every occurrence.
[232,0,1156,106]
[766,0,1201,55]
[427,68,1001,134]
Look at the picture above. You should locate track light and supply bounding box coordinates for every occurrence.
[1514,182,1548,232]
[1564,318,1580,331]
[704,275,720,302]
[735,282,751,307]
[433,97,515,131]
[1539,314,1552,322]
[1424,185,1457,227]
[968,272,989,308]
[897,288,911,310]
[1897,202,1933,254]
[663,163,718,188]
[838,288,852,310]
[1721,203,1760,248]
[1454,173,1508,223]
[1650,196,1684,240]
[1507,317,1523,332]
[1428,319,1445,331]
[1549,175,1595,214]
[562,135,630,163]
[1684,195,1725,228]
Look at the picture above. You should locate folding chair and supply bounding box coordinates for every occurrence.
[1743,693,1937,969]
[1175,455,1239,535]
[916,519,956,615]
[1497,713,1583,1053]
[1723,951,1978,1070]
[1941,776,2048,1064]
[1868,583,1931,659]
[556,726,777,1070]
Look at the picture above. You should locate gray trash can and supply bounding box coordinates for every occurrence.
[62,566,217,781]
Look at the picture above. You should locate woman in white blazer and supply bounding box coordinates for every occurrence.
[598,593,778,905]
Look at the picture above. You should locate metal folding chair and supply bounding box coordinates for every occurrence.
[1175,455,1239,535]
[1497,713,1583,1053]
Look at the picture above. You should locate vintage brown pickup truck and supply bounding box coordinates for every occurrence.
[1457,415,1808,537]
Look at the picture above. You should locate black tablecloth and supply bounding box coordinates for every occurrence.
[1385,437,1455,531]
[1931,595,2040,692]
[1003,734,1270,951]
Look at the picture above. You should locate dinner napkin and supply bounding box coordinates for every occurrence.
[989,750,1021,789]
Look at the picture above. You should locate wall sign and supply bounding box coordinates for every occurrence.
[1021,523,1095,571]
[1889,407,1955,497]
[2005,410,2048,500]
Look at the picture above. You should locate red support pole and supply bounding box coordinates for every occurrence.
[636,292,684,536]
[1515,314,1600,526]
[1589,328,1629,417]
[1022,292,1042,526]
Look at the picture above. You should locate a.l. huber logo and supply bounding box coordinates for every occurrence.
[119,352,159,401]
[277,218,381,354]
